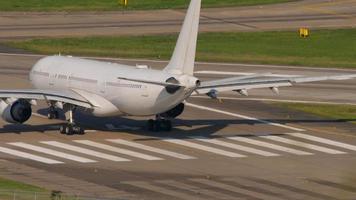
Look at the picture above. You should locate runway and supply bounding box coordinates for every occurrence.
[1,0,356,198]
[1,0,356,40]
[0,53,356,199]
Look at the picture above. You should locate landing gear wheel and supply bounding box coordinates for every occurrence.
[65,125,74,135]
[48,110,59,119]
[59,124,85,135]
[59,125,66,134]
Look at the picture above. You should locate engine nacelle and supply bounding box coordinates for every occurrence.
[0,99,32,124]
[160,103,185,119]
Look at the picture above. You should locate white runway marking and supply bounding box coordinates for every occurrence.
[286,132,356,151]
[74,140,163,161]
[8,142,97,163]
[191,136,279,157]
[186,103,305,132]
[0,146,63,164]
[107,139,195,160]
[228,136,313,155]
[261,136,346,154]
[164,138,246,158]
[191,96,356,106]
[41,141,130,162]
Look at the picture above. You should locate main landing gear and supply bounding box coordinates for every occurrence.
[47,106,59,119]
[146,116,172,132]
[59,105,84,135]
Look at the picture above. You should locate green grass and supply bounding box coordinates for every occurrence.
[0,0,293,11]
[276,103,356,122]
[7,29,356,68]
[0,177,46,192]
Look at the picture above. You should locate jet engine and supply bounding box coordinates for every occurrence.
[160,103,185,118]
[0,99,32,124]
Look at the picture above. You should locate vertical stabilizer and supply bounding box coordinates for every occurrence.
[164,0,201,75]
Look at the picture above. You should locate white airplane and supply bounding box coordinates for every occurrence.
[0,0,355,134]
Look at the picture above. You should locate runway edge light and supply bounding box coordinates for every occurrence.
[120,0,128,7]
[299,28,310,38]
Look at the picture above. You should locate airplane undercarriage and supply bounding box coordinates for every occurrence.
[48,104,84,135]
[48,105,177,134]
[146,116,173,132]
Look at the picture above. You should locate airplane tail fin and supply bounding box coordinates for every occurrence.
[163,0,201,76]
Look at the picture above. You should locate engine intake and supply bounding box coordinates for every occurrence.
[165,77,181,94]
[0,99,32,124]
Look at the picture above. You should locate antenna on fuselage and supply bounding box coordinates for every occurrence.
[163,0,201,76]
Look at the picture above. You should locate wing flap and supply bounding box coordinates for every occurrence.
[196,74,356,95]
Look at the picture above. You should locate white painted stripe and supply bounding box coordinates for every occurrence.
[164,138,246,158]
[0,146,63,164]
[191,96,356,106]
[74,140,163,161]
[9,142,97,163]
[194,71,301,78]
[191,136,279,157]
[186,103,305,132]
[107,139,195,160]
[261,136,346,154]
[286,132,356,151]
[228,137,313,155]
[40,141,130,162]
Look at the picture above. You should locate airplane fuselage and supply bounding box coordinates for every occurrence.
[30,56,195,117]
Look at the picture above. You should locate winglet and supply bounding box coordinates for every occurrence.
[164,0,201,76]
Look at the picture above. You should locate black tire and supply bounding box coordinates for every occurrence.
[54,111,59,119]
[65,125,74,135]
[59,125,66,134]
[78,127,85,135]
[48,113,54,119]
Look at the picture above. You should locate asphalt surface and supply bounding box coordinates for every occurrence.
[1,0,356,199]
[0,0,356,40]
[0,53,356,200]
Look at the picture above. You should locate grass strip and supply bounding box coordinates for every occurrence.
[6,29,356,68]
[0,0,293,11]
[276,103,356,122]
[0,177,46,192]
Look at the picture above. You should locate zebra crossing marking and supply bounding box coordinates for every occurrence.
[191,136,280,157]
[164,138,246,158]
[74,140,163,161]
[286,132,356,151]
[228,136,313,155]
[40,141,130,162]
[261,136,346,154]
[0,146,63,164]
[8,142,97,163]
[107,139,195,159]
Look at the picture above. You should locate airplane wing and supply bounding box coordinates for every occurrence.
[194,74,356,96]
[0,89,93,108]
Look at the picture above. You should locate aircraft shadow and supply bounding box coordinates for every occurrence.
[0,109,355,136]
